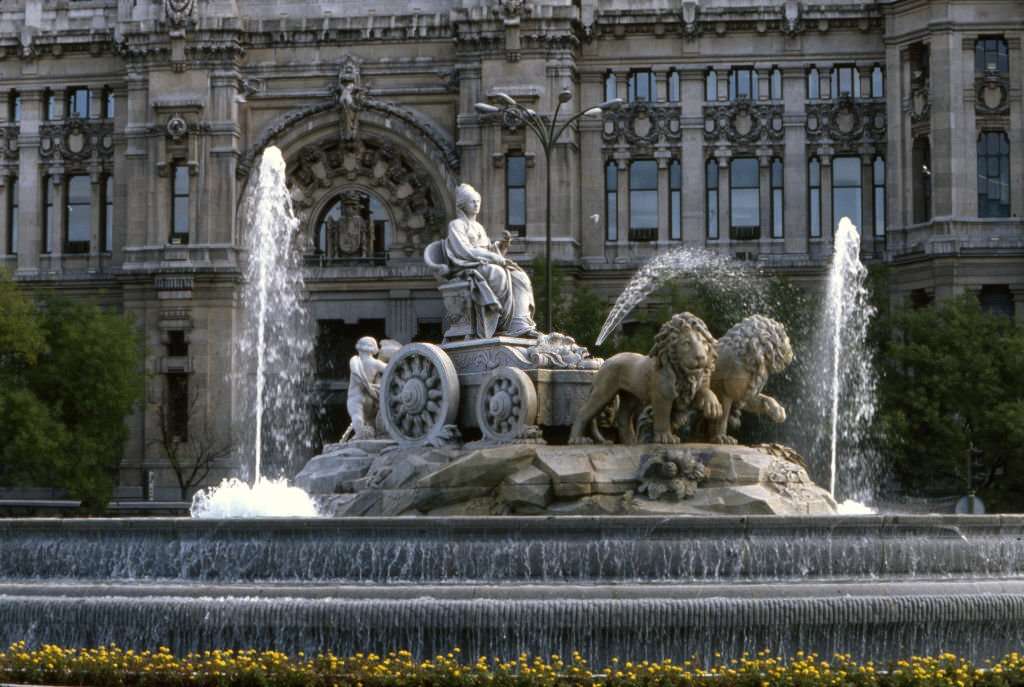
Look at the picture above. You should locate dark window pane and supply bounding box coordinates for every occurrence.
[810,188,821,238]
[731,158,758,188]
[873,157,885,183]
[104,176,113,252]
[507,156,526,187]
[630,190,658,229]
[629,160,657,190]
[606,162,618,189]
[7,177,17,255]
[68,175,90,204]
[874,187,885,237]
[105,90,115,118]
[771,159,783,187]
[628,71,652,102]
[977,131,1010,218]
[669,160,681,189]
[173,198,189,235]
[731,188,759,227]
[706,159,718,188]
[67,88,89,117]
[606,194,617,241]
[67,175,91,247]
[507,188,526,226]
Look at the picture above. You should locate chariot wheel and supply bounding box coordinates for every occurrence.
[380,343,459,447]
[475,366,537,443]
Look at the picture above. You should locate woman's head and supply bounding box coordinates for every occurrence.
[455,183,482,214]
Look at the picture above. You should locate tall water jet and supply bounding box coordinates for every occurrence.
[237,146,316,481]
[596,247,763,346]
[808,217,880,504]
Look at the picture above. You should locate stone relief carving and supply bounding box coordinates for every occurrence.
[680,1,701,38]
[703,102,785,146]
[525,333,602,370]
[38,119,114,162]
[602,103,682,146]
[805,97,886,150]
[335,56,368,142]
[166,115,189,142]
[975,69,1010,116]
[0,124,19,161]
[345,337,389,441]
[164,0,196,29]
[909,69,930,128]
[636,449,706,501]
[782,0,803,36]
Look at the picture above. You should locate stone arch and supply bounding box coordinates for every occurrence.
[310,185,397,258]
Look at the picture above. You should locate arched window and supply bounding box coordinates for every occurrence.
[807,67,820,99]
[706,159,719,239]
[977,131,1010,218]
[705,69,718,101]
[667,69,680,103]
[871,66,884,98]
[316,190,392,262]
[770,67,783,100]
[975,37,1009,76]
[604,72,617,102]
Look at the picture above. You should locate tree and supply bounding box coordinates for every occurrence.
[150,384,234,501]
[876,295,1024,511]
[0,278,143,512]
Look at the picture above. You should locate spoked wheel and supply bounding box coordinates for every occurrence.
[475,366,538,443]
[380,343,459,447]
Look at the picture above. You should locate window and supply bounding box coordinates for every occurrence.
[171,165,190,244]
[975,37,1009,76]
[871,66,884,98]
[831,66,860,98]
[66,87,89,118]
[807,67,820,99]
[770,67,783,100]
[770,158,783,239]
[730,158,759,239]
[705,69,718,101]
[627,71,654,103]
[832,157,862,231]
[316,191,392,261]
[167,330,189,357]
[7,91,19,122]
[978,285,1014,319]
[505,155,526,237]
[43,176,54,253]
[808,158,822,238]
[167,373,189,442]
[669,159,681,240]
[102,175,113,252]
[706,159,719,239]
[913,136,932,223]
[102,87,115,119]
[604,72,617,102]
[45,89,57,120]
[873,157,886,237]
[5,177,16,255]
[605,162,618,242]
[977,131,1010,218]
[667,69,680,103]
[729,67,757,100]
[65,175,91,253]
[628,160,657,242]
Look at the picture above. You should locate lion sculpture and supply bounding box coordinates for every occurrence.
[696,314,794,444]
[569,312,722,445]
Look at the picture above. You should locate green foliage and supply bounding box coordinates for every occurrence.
[876,295,1024,511]
[0,279,143,512]
[0,270,46,380]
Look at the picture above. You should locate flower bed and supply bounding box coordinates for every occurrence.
[2,643,1023,687]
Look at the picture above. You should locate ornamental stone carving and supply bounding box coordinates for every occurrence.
[164,0,196,29]
[975,69,1009,116]
[0,124,18,161]
[702,102,784,146]
[805,97,885,151]
[335,56,367,142]
[39,119,114,162]
[602,103,682,146]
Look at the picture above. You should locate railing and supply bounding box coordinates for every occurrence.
[627,227,657,242]
[729,226,761,241]
[304,252,389,267]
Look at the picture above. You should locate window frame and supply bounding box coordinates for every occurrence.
[605,161,618,242]
[5,175,16,255]
[64,174,91,254]
[808,157,822,238]
[706,158,719,240]
[729,157,760,240]
[770,158,784,239]
[728,67,758,101]
[504,154,527,238]
[66,87,90,119]
[628,159,658,242]
[170,164,190,245]
[627,70,655,103]
[873,156,886,238]
[975,37,1009,77]
[831,156,863,232]
[977,130,1011,219]
[669,158,682,241]
[831,65,861,99]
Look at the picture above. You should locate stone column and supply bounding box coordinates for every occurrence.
[580,71,605,260]
[0,177,8,257]
[758,152,771,246]
[820,153,833,247]
[928,29,962,218]
[959,36,980,217]
[1008,37,1024,218]
[681,66,705,247]
[89,169,102,272]
[656,152,670,244]
[861,153,875,254]
[208,69,240,246]
[15,90,43,275]
[616,157,628,248]
[717,156,730,245]
[782,66,807,255]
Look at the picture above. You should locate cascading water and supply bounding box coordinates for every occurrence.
[190,146,319,518]
[804,218,880,507]
[595,247,764,346]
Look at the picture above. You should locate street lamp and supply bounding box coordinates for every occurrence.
[475,88,624,333]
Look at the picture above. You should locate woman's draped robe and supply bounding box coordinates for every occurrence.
[442,215,537,338]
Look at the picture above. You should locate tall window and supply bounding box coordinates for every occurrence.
[43,176,54,253]
[7,91,19,122]
[729,67,757,100]
[66,87,89,118]
[167,373,189,442]
[873,157,886,237]
[770,67,783,100]
[605,161,618,242]
[705,69,718,101]
[807,67,820,99]
[913,136,932,223]
[871,66,884,98]
[832,157,862,231]
[667,69,680,103]
[706,159,719,239]
[669,159,681,240]
[627,71,654,103]
[831,66,860,98]
[505,155,526,237]
[171,165,190,244]
[808,158,822,238]
[977,131,1010,218]
[45,89,57,120]
[730,158,759,240]
[102,87,115,119]
[770,158,784,239]
[5,177,16,255]
[628,160,657,242]
[102,175,113,252]
[975,37,1009,76]
[604,72,617,102]
[65,175,91,254]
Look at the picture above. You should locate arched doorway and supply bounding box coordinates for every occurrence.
[314,189,394,264]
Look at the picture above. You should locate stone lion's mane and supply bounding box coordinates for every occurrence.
[649,312,718,402]
[717,314,793,404]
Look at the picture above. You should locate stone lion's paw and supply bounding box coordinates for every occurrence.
[652,432,681,444]
[766,400,786,423]
[698,392,722,419]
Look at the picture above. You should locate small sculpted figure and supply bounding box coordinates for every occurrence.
[442,183,539,339]
[347,336,388,440]
[697,314,794,444]
[569,312,722,445]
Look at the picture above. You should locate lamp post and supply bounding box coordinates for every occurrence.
[475,89,624,333]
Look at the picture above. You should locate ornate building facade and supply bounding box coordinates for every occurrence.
[0,0,1020,496]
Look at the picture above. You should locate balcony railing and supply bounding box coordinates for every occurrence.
[628,227,657,242]
[304,252,389,267]
[729,226,761,241]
